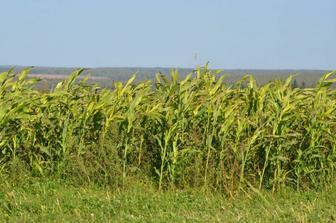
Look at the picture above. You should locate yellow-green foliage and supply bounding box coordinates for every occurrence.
[1,67,336,192]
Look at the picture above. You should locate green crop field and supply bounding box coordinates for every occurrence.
[1,66,336,222]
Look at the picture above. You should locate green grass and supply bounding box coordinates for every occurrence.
[1,179,336,222]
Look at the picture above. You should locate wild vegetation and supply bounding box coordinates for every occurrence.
[1,179,336,222]
[1,66,336,193]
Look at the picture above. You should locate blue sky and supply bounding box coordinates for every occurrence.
[0,0,335,69]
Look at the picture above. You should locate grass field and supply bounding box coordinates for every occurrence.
[1,178,336,222]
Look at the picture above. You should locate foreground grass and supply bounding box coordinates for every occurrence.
[1,179,335,222]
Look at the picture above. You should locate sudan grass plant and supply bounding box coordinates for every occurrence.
[0,67,336,192]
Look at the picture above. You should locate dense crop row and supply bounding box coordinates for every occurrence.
[1,67,336,192]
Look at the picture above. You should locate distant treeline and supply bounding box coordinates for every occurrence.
[0,65,331,88]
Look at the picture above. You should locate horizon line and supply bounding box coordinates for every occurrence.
[0,64,333,71]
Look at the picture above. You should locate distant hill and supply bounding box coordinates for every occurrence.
[0,65,332,88]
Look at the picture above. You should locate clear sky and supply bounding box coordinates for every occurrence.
[0,0,335,69]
